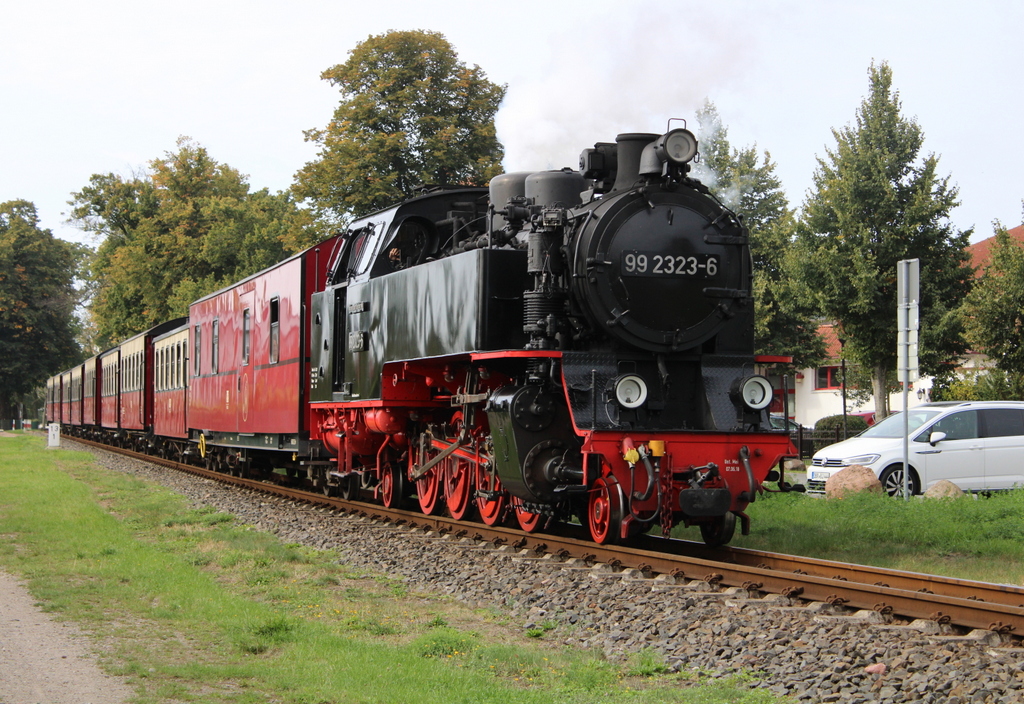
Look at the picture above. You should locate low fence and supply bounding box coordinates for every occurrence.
[788,426,862,459]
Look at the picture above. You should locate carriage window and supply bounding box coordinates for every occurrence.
[176,342,182,388]
[194,326,201,376]
[242,309,251,365]
[269,298,280,364]
[212,320,220,374]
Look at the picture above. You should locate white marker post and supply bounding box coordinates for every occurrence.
[897,258,920,501]
[47,422,61,448]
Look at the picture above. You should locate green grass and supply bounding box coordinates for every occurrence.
[676,484,1024,585]
[0,433,784,704]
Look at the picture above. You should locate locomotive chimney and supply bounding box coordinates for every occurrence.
[610,133,658,193]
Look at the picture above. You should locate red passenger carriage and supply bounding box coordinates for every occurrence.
[82,356,100,429]
[188,236,341,473]
[112,320,186,448]
[68,365,83,428]
[152,323,190,456]
[45,375,61,425]
[100,348,120,433]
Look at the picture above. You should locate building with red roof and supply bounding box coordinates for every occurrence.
[965,224,1024,274]
[785,223,1024,429]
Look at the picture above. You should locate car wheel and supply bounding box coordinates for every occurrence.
[878,464,920,497]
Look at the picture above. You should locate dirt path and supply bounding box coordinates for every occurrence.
[0,571,135,704]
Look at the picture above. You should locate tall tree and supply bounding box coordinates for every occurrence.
[0,200,83,423]
[70,138,312,346]
[797,63,973,416]
[693,102,825,369]
[962,224,1024,373]
[294,30,506,220]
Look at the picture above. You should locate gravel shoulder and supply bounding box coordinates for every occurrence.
[0,570,135,704]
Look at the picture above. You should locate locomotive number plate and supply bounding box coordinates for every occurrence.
[621,251,719,277]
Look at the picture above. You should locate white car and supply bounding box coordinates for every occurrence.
[808,401,1024,496]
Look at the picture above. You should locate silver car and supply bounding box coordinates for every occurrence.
[808,401,1024,495]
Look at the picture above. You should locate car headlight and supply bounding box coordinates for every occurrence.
[841,454,880,466]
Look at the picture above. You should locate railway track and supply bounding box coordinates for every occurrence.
[69,436,1024,639]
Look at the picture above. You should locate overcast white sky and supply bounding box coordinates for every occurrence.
[3,0,1021,247]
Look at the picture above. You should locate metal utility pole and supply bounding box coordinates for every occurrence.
[839,337,848,438]
[897,259,920,501]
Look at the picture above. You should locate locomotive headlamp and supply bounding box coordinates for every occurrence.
[656,129,699,165]
[613,374,648,409]
[735,375,774,411]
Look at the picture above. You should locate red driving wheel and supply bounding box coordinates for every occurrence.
[587,476,623,544]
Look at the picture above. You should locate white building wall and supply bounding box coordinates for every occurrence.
[786,371,933,428]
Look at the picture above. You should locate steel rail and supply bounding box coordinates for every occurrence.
[68,437,1024,637]
[635,536,1024,610]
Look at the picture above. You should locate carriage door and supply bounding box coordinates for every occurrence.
[239,292,255,432]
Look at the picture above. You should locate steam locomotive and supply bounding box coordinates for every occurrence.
[47,125,795,546]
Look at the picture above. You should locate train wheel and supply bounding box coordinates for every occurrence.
[339,473,360,501]
[475,471,507,527]
[380,463,406,509]
[250,457,274,480]
[587,477,623,544]
[699,512,736,547]
[441,412,474,520]
[416,468,443,515]
[512,496,548,533]
[320,468,339,497]
[444,456,475,521]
